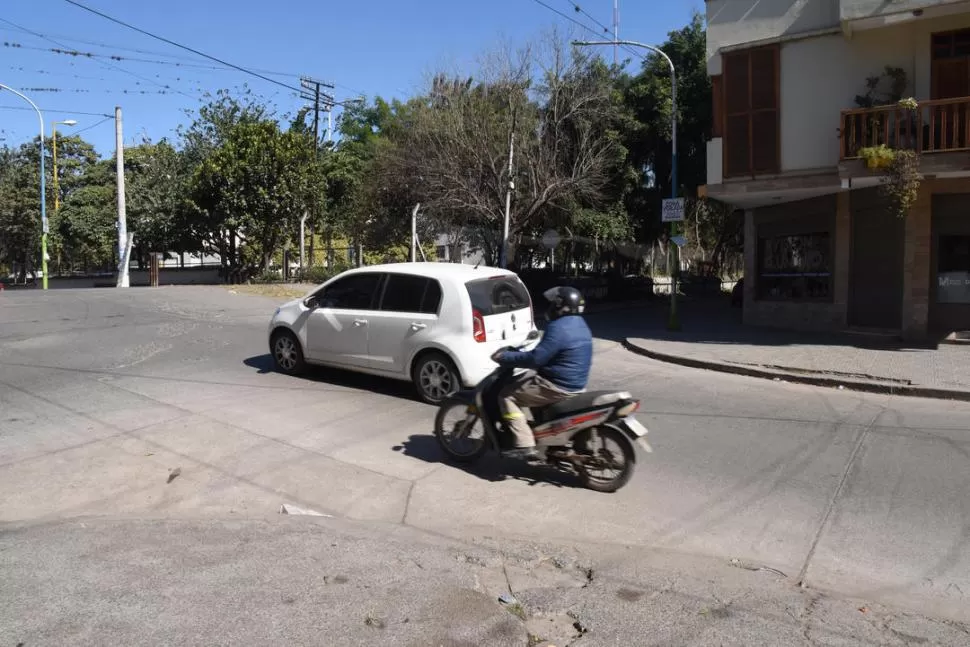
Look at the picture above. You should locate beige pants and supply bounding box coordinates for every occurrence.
[499,373,573,448]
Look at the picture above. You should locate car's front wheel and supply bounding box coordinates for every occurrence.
[412,352,461,405]
[270,329,306,375]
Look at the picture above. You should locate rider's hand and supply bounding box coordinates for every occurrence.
[491,350,505,363]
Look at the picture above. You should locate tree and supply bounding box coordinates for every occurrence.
[375,36,629,265]
[0,144,42,280]
[125,139,192,261]
[189,117,325,277]
[622,13,740,273]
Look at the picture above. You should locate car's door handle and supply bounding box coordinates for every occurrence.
[353,319,368,327]
[410,322,427,331]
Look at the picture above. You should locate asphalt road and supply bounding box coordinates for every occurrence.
[2,286,970,623]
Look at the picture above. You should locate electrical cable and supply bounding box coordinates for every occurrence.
[0,16,198,100]
[62,0,303,94]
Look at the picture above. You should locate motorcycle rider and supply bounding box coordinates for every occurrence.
[492,286,593,460]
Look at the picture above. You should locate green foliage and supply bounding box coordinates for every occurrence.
[0,15,729,279]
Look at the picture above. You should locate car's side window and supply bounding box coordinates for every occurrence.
[318,273,382,310]
[380,274,442,314]
[421,279,443,315]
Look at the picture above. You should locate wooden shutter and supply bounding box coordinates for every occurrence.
[722,46,780,177]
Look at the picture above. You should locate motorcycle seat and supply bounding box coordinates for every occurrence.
[536,390,633,420]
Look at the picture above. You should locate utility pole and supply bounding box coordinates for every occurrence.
[115,105,130,288]
[500,107,516,269]
[613,0,620,65]
[411,204,420,262]
[300,76,335,271]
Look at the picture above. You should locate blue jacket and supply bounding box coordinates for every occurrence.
[497,315,593,392]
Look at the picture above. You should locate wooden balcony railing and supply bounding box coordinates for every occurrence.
[840,97,970,160]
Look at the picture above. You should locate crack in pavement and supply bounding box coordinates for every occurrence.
[796,407,886,587]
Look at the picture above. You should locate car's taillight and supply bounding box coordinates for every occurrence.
[472,308,486,343]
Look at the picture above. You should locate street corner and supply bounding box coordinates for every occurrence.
[622,336,970,402]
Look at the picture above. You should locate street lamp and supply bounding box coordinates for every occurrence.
[52,119,78,214]
[0,83,49,289]
[573,39,681,330]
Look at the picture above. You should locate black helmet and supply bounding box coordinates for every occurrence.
[543,286,585,320]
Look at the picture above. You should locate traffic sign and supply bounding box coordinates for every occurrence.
[670,235,686,247]
[662,198,685,223]
[541,229,561,249]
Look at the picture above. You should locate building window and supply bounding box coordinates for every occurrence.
[435,245,449,261]
[937,235,970,303]
[757,232,831,300]
[723,46,780,177]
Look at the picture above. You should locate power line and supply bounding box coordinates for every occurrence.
[0,23,232,66]
[0,17,198,100]
[563,1,644,61]
[62,0,303,94]
[1,18,368,99]
[527,0,645,62]
[73,115,113,135]
[0,104,113,117]
[21,87,178,95]
[565,2,642,61]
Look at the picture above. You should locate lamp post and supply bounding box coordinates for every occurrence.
[0,83,49,289]
[572,39,681,330]
[52,119,78,215]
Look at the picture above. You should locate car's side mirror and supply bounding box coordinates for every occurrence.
[304,295,319,309]
[527,329,540,341]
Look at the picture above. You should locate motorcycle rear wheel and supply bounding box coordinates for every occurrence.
[574,425,636,493]
[434,398,489,463]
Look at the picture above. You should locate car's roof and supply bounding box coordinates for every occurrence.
[343,262,517,282]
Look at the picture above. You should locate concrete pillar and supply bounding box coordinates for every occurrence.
[833,191,851,326]
[742,208,756,325]
[902,181,932,339]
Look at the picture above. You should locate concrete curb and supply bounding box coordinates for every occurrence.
[622,338,970,402]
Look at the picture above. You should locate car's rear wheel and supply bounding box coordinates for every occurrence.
[271,329,306,375]
[412,352,460,405]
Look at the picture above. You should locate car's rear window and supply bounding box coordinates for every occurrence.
[465,276,531,315]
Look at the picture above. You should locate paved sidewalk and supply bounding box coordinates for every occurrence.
[620,300,970,399]
[4,516,970,646]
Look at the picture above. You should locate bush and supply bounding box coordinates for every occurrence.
[294,265,339,285]
[252,269,282,284]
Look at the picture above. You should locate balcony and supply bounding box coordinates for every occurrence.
[839,97,970,175]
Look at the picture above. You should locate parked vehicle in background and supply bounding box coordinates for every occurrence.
[267,262,536,404]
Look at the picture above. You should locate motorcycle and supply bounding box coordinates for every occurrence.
[433,330,651,493]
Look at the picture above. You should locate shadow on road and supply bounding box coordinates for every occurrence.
[393,433,581,489]
[242,354,421,402]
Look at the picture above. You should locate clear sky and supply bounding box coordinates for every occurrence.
[1,0,700,155]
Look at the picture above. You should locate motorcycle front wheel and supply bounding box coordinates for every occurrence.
[434,399,489,463]
[574,425,637,493]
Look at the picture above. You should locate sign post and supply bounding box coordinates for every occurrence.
[662,198,685,330]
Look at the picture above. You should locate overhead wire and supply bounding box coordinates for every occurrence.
[0,104,112,117]
[563,1,646,61]
[0,17,199,100]
[72,115,113,135]
[528,0,646,62]
[61,0,304,94]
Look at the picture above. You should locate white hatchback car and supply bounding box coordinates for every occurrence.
[267,262,537,403]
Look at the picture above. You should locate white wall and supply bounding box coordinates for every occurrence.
[707,138,724,185]
[707,0,840,74]
[779,12,970,172]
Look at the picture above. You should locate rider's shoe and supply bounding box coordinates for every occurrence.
[502,447,541,462]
